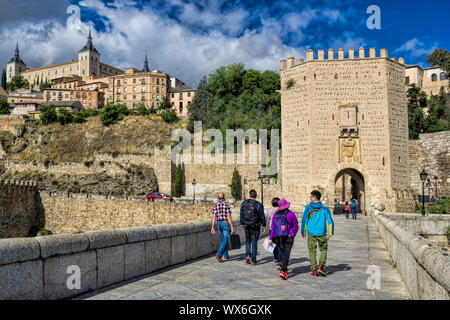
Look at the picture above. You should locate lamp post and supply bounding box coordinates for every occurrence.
[192,179,197,204]
[419,169,428,216]
[433,176,439,198]
[426,179,432,202]
[258,168,270,205]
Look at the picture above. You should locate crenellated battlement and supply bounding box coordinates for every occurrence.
[280,48,405,71]
[0,179,38,189]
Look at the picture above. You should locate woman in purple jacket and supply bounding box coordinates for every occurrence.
[268,199,299,280]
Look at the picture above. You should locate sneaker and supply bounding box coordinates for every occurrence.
[311,269,319,277]
[215,255,223,263]
[245,257,251,264]
[317,264,327,276]
[251,261,257,266]
[279,271,289,280]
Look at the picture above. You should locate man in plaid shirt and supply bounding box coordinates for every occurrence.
[211,193,235,263]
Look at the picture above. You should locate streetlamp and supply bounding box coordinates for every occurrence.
[192,179,197,204]
[433,176,439,198]
[258,168,270,205]
[426,179,432,202]
[419,169,428,216]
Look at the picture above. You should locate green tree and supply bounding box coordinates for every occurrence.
[1,69,6,90]
[7,75,29,92]
[57,108,74,125]
[136,103,150,116]
[427,88,449,132]
[40,82,53,91]
[427,49,450,87]
[0,99,10,114]
[173,163,185,197]
[187,64,281,138]
[230,167,242,200]
[40,106,58,125]
[188,76,212,132]
[100,104,129,126]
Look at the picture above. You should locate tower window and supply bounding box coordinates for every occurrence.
[405,77,410,85]
[431,73,438,82]
[440,72,447,81]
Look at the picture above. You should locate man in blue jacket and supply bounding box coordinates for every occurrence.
[240,190,266,265]
[301,190,334,277]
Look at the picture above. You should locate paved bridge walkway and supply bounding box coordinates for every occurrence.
[78,215,410,300]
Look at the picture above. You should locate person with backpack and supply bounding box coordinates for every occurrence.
[268,199,299,280]
[240,189,266,265]
[343,201,350,219]
[301,190,334,277]
[267,197,283,265]
[351,199,358,220]
[211,193,234,263]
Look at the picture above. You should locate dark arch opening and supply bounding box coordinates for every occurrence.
[333,168,365,215]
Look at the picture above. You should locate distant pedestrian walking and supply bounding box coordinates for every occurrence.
[351,199,358,219]
[343,201,350,219]
[211,193,234,263]
[267,197,283,265]
[240,190,266,265]
[301,190,335,277]
[269,199,299,280]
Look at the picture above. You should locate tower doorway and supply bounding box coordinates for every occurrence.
[334,168,365,213]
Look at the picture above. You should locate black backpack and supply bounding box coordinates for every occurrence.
[242,200,259,227]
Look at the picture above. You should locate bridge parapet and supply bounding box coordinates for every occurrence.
[369,206,450,300]
[0,217,269,300]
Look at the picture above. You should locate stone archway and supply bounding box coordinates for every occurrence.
[333,168,365,214]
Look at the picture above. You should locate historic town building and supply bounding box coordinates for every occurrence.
[7,29,123,85]
[5,31,195,113]
[405,65,449,96]
[280,48,415,213]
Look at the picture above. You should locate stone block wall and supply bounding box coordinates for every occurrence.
[0,180,44,238]
[409,131,449,198]
[40,192,218,234]
[370,210,450,300]
[0,217,264,300]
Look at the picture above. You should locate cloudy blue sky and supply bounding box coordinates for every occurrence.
[1,0,448,87]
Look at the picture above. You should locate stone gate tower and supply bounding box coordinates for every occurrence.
[280,48,415,213]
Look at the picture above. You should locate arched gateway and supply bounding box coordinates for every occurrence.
[279,48,415,213]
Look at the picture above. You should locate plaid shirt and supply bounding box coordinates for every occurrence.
[212,200,232,221]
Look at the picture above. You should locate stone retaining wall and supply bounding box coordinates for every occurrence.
[0,217,261,300]
[371,210,450,300]
[40,193,216,234]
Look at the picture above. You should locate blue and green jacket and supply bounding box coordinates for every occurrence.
[301,201,334,237]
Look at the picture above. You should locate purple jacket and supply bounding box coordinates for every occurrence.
[269,211,299,240]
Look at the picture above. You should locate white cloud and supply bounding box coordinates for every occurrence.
[395,38,437,57]
[0,0,357,87]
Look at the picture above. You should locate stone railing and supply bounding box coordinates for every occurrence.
[369,205,450,300]
[0,216,266,300]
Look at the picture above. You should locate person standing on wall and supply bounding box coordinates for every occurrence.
[351,199,358,220]
[268,199,299,280]
[267,197,283,265]
[240,189,266,265]
[301,190,334,277]
[211,193,234,263]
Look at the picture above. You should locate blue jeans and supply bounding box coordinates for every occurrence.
[217,221,231,258]
[352,210,357,219]
[245,227,260,263]
[273,245,283,262]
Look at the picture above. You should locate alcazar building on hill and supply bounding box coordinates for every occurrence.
[5,30,195,117]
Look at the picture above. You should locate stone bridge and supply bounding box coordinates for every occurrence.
[0,208,448,300]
